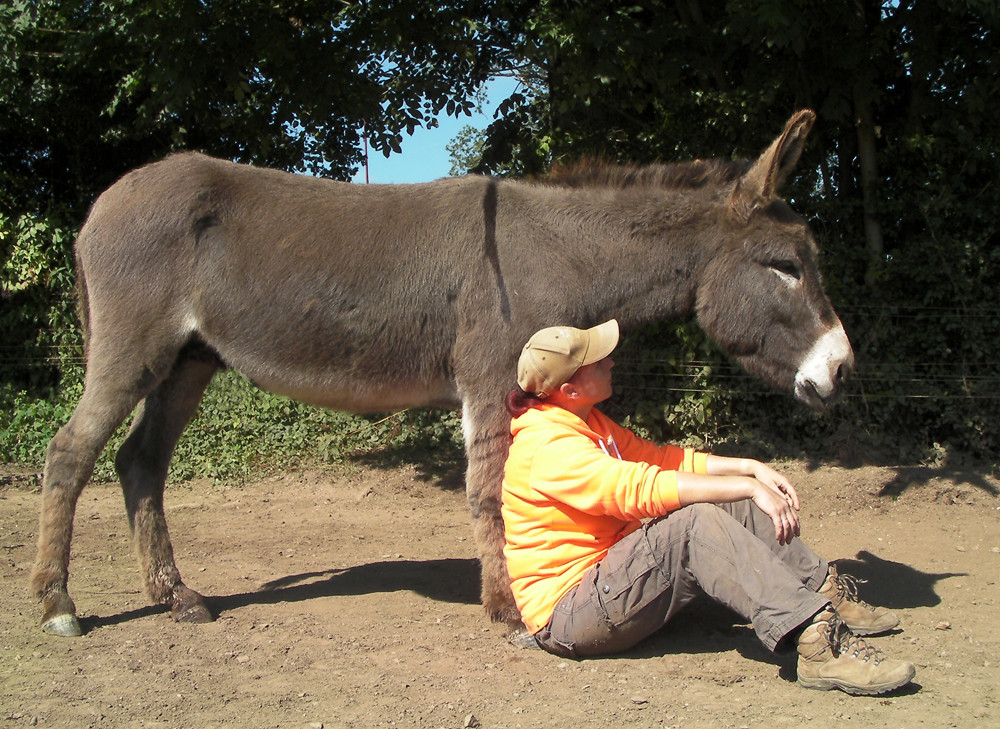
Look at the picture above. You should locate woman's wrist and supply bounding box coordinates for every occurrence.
[676,472,760,506]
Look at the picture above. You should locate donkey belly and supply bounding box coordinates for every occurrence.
[191,267,463,413]
[195,304,463,413]
[233,363,462,413]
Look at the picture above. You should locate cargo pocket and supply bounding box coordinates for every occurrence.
[593,529,672,629]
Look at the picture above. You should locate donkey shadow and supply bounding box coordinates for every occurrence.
[242,557,482,608]
[875,464,998,499]
[831,550,965,610]
[85,557,481,632]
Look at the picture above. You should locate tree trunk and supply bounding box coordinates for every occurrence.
[854,84,884,287]
[851,0,885,287]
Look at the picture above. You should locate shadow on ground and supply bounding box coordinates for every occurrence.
[350,445,467,492]
[83,557,481,633]
[833,551,965,610]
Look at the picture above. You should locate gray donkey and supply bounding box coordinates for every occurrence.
[32,109,853,637]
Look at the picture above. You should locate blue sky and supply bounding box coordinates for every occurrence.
[351,76,520,184]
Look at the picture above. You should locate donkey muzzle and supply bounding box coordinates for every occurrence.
[794,323,854,411]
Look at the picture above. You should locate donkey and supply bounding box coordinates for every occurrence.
[32,109,853,637]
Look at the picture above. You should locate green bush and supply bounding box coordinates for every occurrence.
[0,210,81,393]
[1,367,465,482]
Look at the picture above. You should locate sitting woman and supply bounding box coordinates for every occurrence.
[501,319,914,695]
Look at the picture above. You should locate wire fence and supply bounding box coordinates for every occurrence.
[4,330,1000,402]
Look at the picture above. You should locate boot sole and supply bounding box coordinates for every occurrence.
[797,666,915,695]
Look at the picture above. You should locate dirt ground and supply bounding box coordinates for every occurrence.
[1,458,998,729]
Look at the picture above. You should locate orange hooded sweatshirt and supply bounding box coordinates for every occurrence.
[502,404,708,634]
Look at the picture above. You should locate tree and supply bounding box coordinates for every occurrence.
[476,0,1000,458]
[3,0,999,460]
[484,0,997,276]
[0,0,528,215]
[0,0,530,389]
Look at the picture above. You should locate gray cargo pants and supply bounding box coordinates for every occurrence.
[533,500,830,658]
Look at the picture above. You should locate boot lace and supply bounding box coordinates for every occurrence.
[827,613,884,665]
[831,572,875,609]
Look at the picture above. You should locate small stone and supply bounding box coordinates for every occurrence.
[463,713,480,728]
[935,621,951,630]
[631,696,649,705]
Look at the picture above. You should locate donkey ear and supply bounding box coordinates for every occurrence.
[730,109,816,221]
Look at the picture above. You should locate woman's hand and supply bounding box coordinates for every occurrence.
[706,456,801,510]
[747,460,800,510]
[678,457,803,544]
[748,474,801,545]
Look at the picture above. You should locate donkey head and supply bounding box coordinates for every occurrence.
[695,110,854,411]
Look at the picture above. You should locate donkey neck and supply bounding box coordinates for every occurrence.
[526,184,727,329]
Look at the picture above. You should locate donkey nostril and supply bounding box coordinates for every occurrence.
[836,363,850,384]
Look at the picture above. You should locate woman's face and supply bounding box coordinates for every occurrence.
[569,357,615,406]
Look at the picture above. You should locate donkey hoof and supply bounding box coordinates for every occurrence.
[41,613,84,637]
[171,588,213,623]
[506,626,540,650]
[173,602,214,623]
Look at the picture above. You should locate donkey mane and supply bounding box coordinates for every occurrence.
[532,156,751,191]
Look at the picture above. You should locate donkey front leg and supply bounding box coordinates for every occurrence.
[115,353,218,623]
[461,397,521,626]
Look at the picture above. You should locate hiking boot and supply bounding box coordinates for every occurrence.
[797,609,915,695]
[819,564,900,635]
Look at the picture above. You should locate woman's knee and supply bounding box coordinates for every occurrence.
[645,504,735,558]
[678,502,729,531]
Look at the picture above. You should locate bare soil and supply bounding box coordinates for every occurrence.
[2,459,998,729]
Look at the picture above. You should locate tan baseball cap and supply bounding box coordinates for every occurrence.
[517,319,620,397]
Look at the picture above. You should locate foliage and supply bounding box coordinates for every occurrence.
[0,380,81,466]
[3,0,1000,477]
[475,0,1000,463]
[168,371,463,482]
[0,208,81,392]
[1,367,463,481]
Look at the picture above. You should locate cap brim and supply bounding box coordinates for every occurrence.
[581,319,620,365]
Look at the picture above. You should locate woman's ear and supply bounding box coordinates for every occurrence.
[557,381,580,400]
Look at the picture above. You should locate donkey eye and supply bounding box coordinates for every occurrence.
[769,260,801,280]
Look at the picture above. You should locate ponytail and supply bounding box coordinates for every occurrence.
[505,386,545,418]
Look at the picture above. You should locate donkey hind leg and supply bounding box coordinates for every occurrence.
[462,397,521,626]
[114,348,219,624]
[32,372,153,636]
